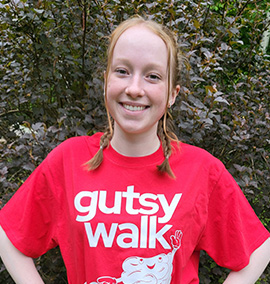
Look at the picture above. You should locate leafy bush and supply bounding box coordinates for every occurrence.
[0,0,269,283]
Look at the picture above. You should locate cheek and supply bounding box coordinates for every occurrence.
[154,95,168,114]
[106,83,120,109]
[106,83,117,100]
[151,86,168,104]
[106,77,125,100]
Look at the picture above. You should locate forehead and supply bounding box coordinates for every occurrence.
[112,25,168,67]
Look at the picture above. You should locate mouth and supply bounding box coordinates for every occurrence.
[121,103,148,112]
[147,264,156,270]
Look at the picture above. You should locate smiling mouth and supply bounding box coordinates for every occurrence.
[147,264,156,270]
[122,103,147,111]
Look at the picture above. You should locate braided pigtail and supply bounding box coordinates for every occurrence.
[157,115,177,179]
[84,128,112,170]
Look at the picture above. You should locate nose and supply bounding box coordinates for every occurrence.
[125,75,145,98]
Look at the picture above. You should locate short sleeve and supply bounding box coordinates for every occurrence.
[0,158,59,258]
[197,167,270,271]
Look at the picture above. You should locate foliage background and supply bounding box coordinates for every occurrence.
[0,0,269,283]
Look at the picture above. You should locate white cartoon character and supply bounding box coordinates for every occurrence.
[90,230,183,284]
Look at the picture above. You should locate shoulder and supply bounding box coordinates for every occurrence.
[46,132,103,163]
[173,142,224,167]
[51,132,102,151]
[171,141,226,182]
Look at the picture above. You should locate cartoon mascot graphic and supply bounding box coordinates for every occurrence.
[89,230,183,284]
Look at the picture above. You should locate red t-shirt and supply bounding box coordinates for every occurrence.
[0,133,269,284]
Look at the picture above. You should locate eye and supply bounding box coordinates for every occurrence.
[115,68,128,75]
[147,73,161,81]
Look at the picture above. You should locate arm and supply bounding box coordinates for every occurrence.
[0,225,44,284]
[223,237,270,284]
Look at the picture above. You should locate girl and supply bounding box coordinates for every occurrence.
[0,15,269,284]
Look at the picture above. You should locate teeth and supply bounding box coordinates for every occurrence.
[123,104,146,111]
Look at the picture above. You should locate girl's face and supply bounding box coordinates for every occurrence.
[106,25,178,140]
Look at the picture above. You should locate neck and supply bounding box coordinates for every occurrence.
[110,125,160,157]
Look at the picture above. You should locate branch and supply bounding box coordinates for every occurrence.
[0,109,33,118]
[81,0,87,97]
[202,4,210,30]
[213,0,253,50]
[0,109,20,117]
[94,0,112,34]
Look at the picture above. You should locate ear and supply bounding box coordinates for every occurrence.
[169,84,180,106]
[104,70,107,84]
[103,71,107,96]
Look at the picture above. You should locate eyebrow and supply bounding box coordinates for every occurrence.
[112,58,166,73]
